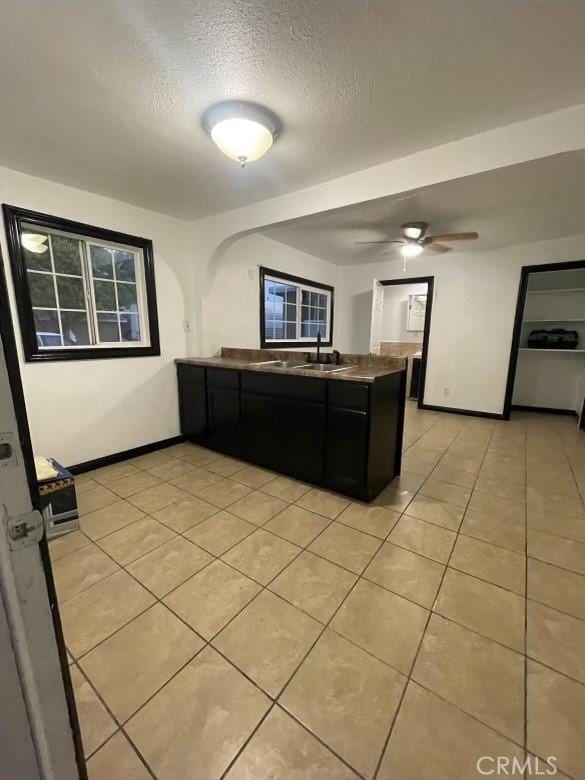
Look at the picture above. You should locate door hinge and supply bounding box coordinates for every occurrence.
[2,506,44,550]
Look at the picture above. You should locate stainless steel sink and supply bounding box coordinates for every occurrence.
[297,364,355,373]
[248,360,311,369]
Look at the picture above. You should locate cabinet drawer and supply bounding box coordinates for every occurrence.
[242,370,326,403]
[177,363,205,384]
[328,381,370,411]
[207,367,240,389]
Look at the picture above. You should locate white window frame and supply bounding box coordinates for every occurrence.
[262,270,333,346]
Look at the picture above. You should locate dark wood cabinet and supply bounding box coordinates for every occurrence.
[176,363,405,501]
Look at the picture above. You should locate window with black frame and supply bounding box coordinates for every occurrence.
[260,267,334,348]
[2,205,160,362]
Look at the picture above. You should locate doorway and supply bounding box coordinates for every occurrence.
[370,276,434,408]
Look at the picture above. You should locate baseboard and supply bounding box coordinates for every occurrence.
[69,435,185,474]
[418,403,505,420]
[511,404,578,417]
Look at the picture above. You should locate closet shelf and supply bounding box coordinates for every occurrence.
[519,348,585,353]
[526,288,585,294]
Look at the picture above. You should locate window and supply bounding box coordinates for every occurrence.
[3,205,160,362]
[260,267,334,347]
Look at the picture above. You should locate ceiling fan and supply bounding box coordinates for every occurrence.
[355,221,479,257]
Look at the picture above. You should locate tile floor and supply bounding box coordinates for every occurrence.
[49,402,585,780]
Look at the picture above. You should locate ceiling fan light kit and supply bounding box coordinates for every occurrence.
[355,221,479,261]
[202,101,281,167]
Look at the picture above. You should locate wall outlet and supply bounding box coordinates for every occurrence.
[183,320,191,333]
[443,386,450,397]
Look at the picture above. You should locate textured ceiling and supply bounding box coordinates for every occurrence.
[261,153,585,265]
[1,1,585,219]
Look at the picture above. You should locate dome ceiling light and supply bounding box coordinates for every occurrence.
[202,101,281,168]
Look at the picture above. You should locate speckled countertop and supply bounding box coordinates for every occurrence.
[176,348,406,384]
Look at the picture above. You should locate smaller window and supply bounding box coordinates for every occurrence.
[260,267,334,347]
[3,205,160,362]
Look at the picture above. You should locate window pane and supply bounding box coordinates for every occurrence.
[22,231,51,272]
[301,290,310,306]
[318,293,327,308]
[310,292,319,307]
[28,271,56,308]
[317,307,327,322]
[56,275,85,309]
[286,288,297,304]
[94,280,116,311]
[52,235,82,275]
[284,303,296,322]
[114,251,136,282]
[90,246,114,279]
[61,311,90,346]
[97,313,120,342]
[120,313,141,342]
[117,282,138,311]
[274,322,284,339]
[301,305,310,323]
[33,310,61,346]
[285,322,296,340]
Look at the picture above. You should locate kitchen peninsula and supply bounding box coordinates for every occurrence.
[176,348,406,501]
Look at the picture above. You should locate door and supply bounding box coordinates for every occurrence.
[0,254,82,779]
[369,279,384,354]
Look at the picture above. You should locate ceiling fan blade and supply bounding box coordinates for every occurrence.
[354,240,404,245]
[427,231,479,242]
[426,242,451,253]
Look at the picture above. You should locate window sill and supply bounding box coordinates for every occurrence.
[260,339,333,349]
[23,344,161,362]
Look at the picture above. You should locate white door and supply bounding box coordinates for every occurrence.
[0,271,81,778]
[369,279,385,354]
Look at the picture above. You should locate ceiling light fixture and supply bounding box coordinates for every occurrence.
[401,221,426,240]
[21,232,49,254]
[202,101,281,168]
[401,242,424,257]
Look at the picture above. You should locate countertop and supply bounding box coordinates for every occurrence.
[176,348,406,384]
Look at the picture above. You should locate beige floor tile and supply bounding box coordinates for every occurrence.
[184,510,256,556]
[295,488,350,519]
[331,579,428,673]
[127,536,213,597]
[528,528,585,576]
[479,464,526,487]
[128,450,174,470]
[308,522,381,574]
[364,541,444,608]
[61,570,155,658]
[80,501,145,541]
[214,590,321,697]
[438,453,482,474]
[233,465,278,488]
[269,551,357,623]
[164,560,261,640]
[222,528,300,585]
[429,464,477,489]
[170,466,224,494]
[412,614,524,743]
[205,456,248,478]
[450,534,526,594]
[97,517,175,566]
[264,504,330,546]
[527,600,585,684]
[373,485,416,512]
[435,569,525,651]
[197,478,254,508]
[405,494,464,531]
[90,461,141,485]
[379,681,523,780]
[401,456,434,477]
[482,452,525,474]
[527,473,580,498]
[468,491,526,522]
[49,529,91,561]
[390,472,426,492]
[151,495,219,533]
[229,490,288,526]
[70,665,117,757]
[280,629,406,779]
[336,502,400,539]
[127,482,189,514]
[527,505,585,543]
[527,660,585,780]
[258,475,311,502]
[527,558,585,621]
[53,544,119,602]
[78,484,120,516]
[389,515,456,564]
[146,458,196,482]
[86,732,151,780]
[81,603,203,722]
[404,445,444,465]
[225,705,359,780]
[179,446,223,467]
[107,471,162,499]
[419,478,471,508]
[461,509,526,553]
[75,476,101,494]
[126,647,270,780]
[527,487,584,520]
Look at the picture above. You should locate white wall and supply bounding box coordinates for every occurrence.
[0,166,192,466]
[202,233,341,355]
[334,234,585,415]
[381,283,427,344]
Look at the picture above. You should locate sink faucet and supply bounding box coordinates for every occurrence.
[316,331,322,363]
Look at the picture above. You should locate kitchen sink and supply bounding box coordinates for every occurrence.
[297,363,355,373]
[248,359,311,369]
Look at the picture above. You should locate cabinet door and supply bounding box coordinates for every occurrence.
[177,366,207,439]
[325,407,369,497]
[207,386,240,455]
[279,399,326,483]
[240,392,281,468]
